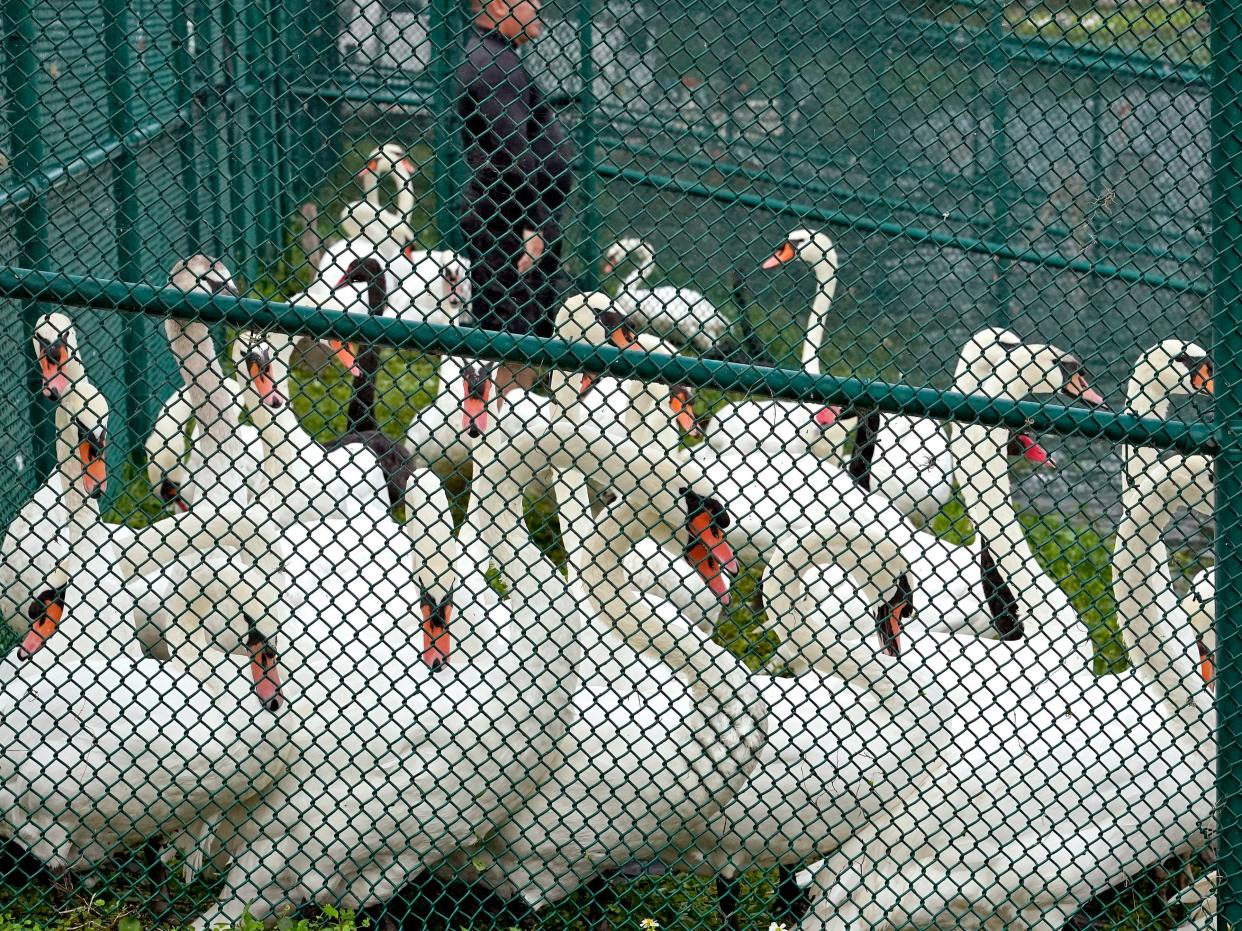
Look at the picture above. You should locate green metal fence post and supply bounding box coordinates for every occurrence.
[1211,0,1242,919]
[268,0,296,244]
[194,0,228,257]
[984,0,1014,327]
[172,0,201,249]
[574,0,600,291]
[429,0,461,251]
[306,0,341,201]
[242,0,280,271]
[103,0,152,464]
[221,0,260,283]
[3,0,53,482]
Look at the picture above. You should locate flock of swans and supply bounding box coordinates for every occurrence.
[0,143,1223,931]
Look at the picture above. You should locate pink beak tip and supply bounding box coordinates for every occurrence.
[814,406,839,427]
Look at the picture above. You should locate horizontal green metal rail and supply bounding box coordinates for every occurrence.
[598,126,1206,274]
[889,13,1209,89]
[595,162,1211,297]
[0,105,190,211]
[0,265,1215,455]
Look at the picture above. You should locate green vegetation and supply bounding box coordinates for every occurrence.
[1007,2,1208,67]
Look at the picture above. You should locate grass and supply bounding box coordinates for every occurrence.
[4,140,1215,931]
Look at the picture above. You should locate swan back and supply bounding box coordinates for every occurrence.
[603,237,655,281]
[391,247,473,324]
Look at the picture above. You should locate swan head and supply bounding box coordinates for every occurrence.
[362,142,414,179]
[169,255,239,297]
[1130,340,1213,405]
[954,328,1106,407]
[601,237,653,276]
[146,412,193,513]
[335,255,387,290]
[232,332,287,410]
[419,588,454,673]
[18,583,69,660]
[32,311,81,400]
[762,229,838,276]
[668,385,705,440]
[679,487,738,603]
[245,618,284,712]
[557,293,642,396]
[1006,432,1056,468]
[460,361,494,438]
[406,247,473,321]
[63,379,109,500]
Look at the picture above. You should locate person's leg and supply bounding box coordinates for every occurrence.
[465,224,534,397]
[494,242,566,397]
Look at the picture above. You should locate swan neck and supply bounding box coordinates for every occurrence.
[1114,482,1215,743]
[1122,366,1172,485]
[800,254,837,373]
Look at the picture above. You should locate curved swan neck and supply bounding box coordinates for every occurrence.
[799,236,838,374]
[1114,469,1215,746]
[1122,359,1174,488]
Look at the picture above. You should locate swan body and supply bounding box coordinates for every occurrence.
[192,296,617,929]
[794,345,1216,931]
[337,143,417,254]
[191,460,588,931]
[604,237,729,352]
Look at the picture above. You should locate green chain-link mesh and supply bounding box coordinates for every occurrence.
[0,0,1229,928]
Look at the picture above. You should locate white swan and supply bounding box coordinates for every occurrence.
[190,396,592,931]
[795,453,1215,931]
[761,329,1099,666]
[337,142,417,254]
[1,313,107,636]
[706,229,839,457]
[164,257,262,512]
[1118,340,1215,687]
[947,329,1106,667]
[433,391,764,913]
[234,331,391,523]
[0,376,296,880]
[603,237,730,352]
[390,244,473,324]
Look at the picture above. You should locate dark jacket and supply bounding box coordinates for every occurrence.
[457,26,574,242]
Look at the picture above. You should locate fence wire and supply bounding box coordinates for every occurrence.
[0,0,1228,928]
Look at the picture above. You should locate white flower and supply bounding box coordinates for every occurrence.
[640,920,661,931]
[770,923,791,931]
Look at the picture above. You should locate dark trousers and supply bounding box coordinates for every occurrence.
[463,218,566,339]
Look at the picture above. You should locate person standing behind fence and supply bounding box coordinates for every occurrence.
[458,0,574,398]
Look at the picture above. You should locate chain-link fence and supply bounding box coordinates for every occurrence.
[0,0,1231,927]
